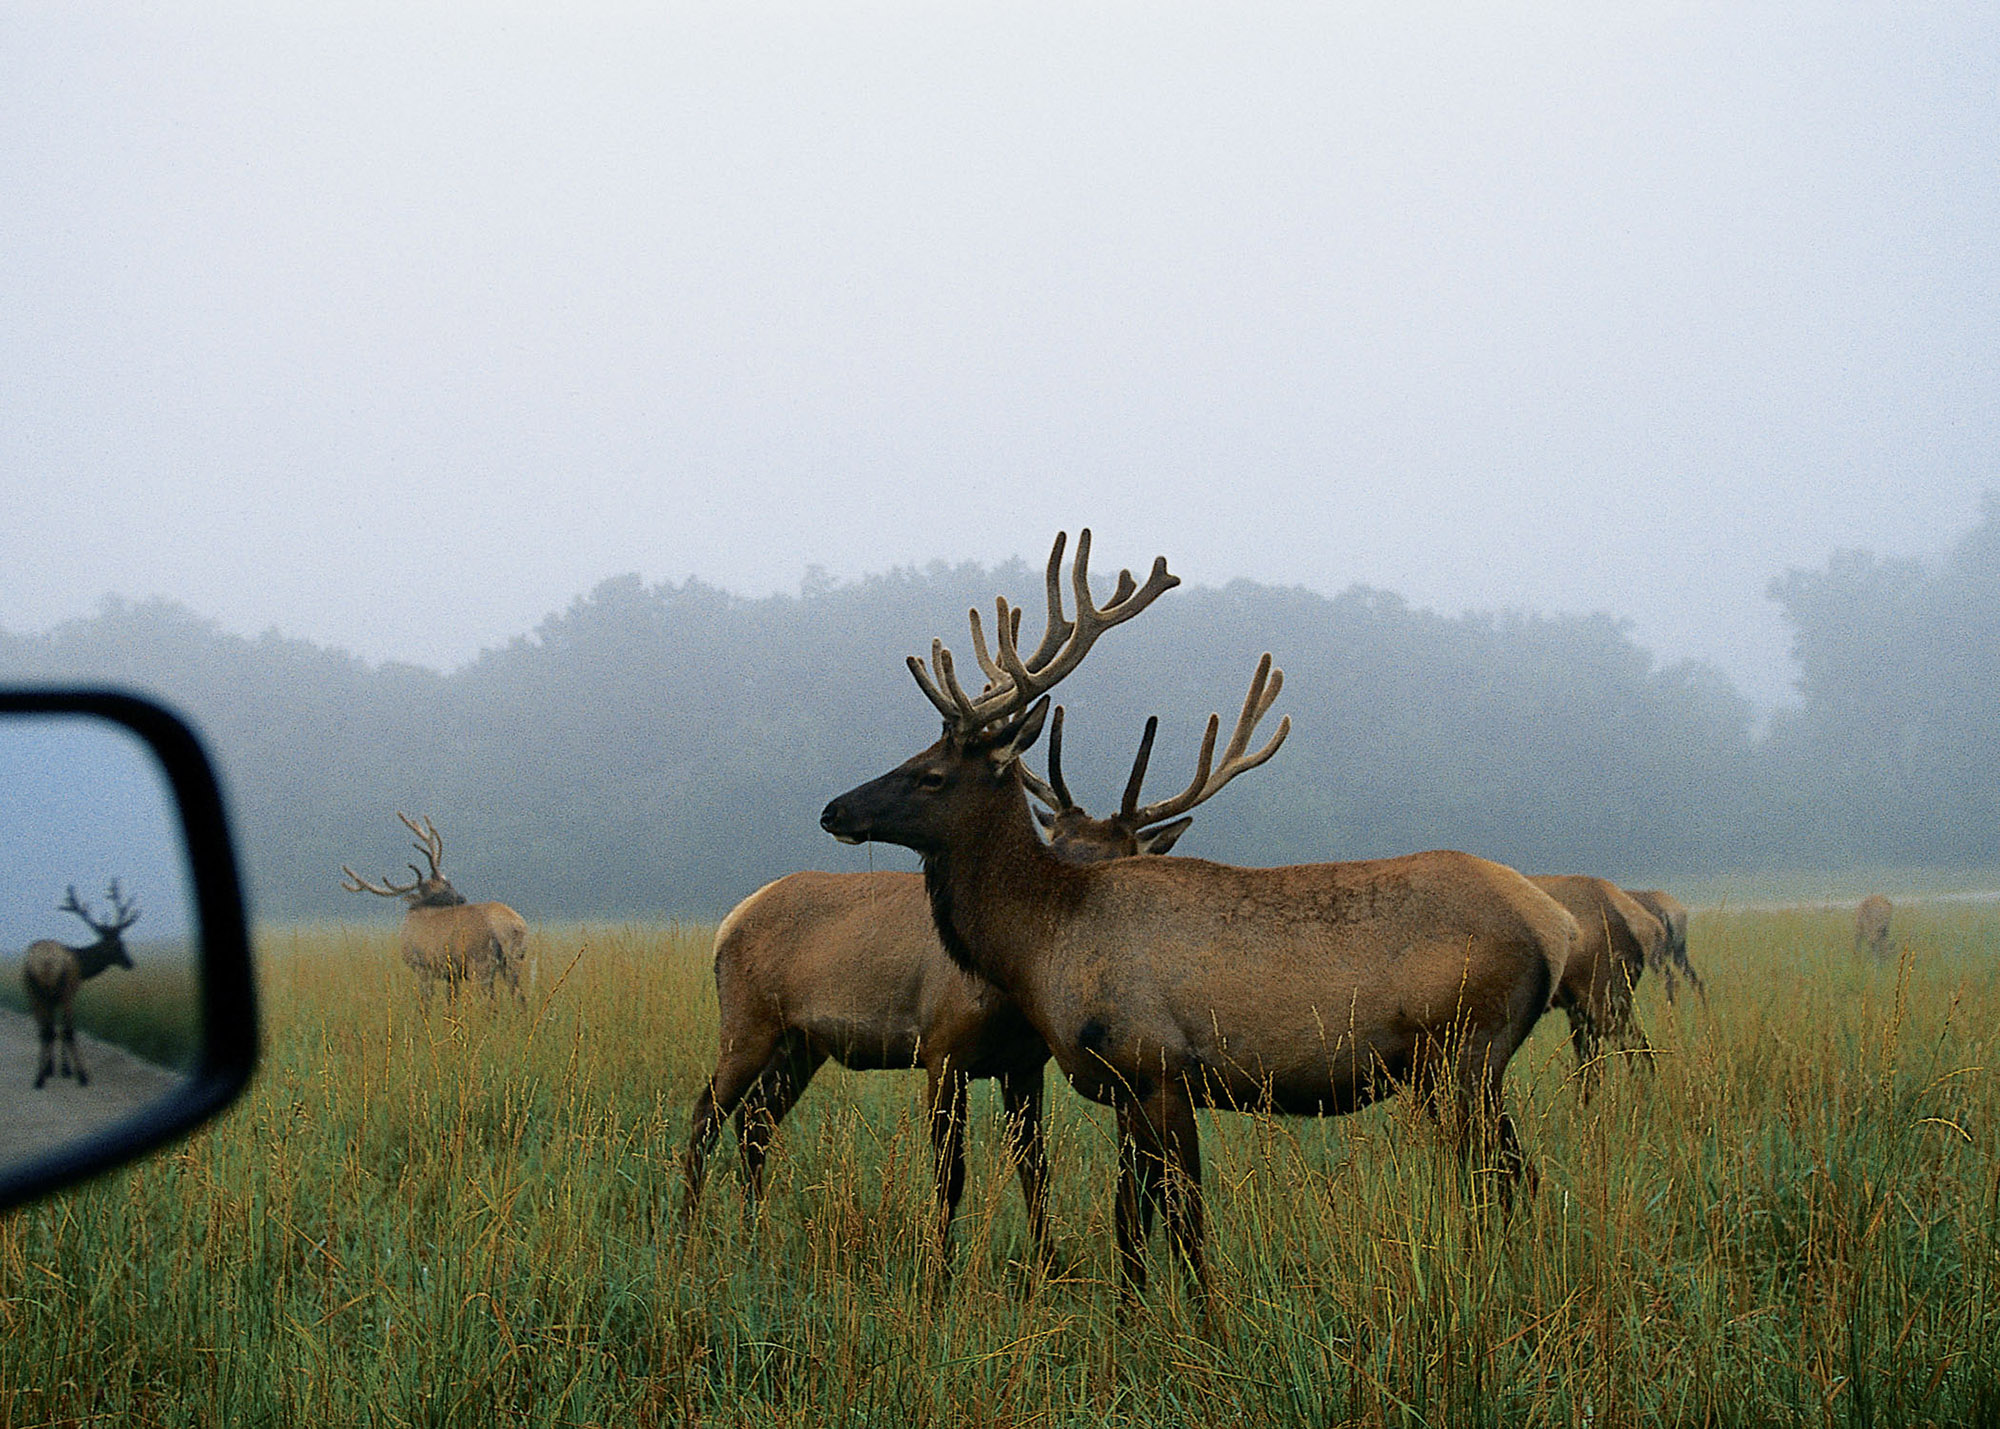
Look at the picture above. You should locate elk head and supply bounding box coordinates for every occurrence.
[59,880,140,974]
[1023,652,1289,860]
[821,529,1178,854]
[341,812,469,909]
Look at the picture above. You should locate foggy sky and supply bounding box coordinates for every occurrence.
[4,4,1996,708]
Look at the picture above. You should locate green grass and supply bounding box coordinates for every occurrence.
[0,904,1995,1426]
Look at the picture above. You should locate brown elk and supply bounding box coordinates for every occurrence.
[1624,887,1703,1004]
[341,813,528,1006]
[1529,876,1669,1097]
[819,531,1577,1302]
[684,639,1289,1269]
[22,882,139,1088]
[1855,894,1893,961]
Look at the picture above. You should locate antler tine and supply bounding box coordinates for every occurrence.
[340,864,420,898]
[1044,704,1078,810]
[397,811,445,878]
[1118,716,1162,821]
[967,598,1031,689]
[1128,654,1291,828]
[968,600,1002,684]
[1017,530,1075,674]
[1017,703,1066,813]
[913,531,1179,732]
[58,884,89,920]
[1013,533,1177,699]
[104,877,140,930]
[1217,654,1285,768]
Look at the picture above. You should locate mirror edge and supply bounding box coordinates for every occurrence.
[0,687,258,1214]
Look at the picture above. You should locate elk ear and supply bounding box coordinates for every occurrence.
[982,697,1050,771]
[1136,816,1194,855]
[1031,804,1057,832]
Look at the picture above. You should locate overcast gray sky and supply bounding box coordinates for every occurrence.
[4,3,1995,708]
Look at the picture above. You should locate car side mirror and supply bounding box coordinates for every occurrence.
[0,690,256,1212]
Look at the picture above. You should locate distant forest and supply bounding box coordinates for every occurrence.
[6,500,1998,922]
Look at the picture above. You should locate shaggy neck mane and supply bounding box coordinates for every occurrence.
[920,768,1078,987]
[73,939,125,979]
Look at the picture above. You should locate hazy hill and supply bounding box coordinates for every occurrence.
[5,501,1996,920]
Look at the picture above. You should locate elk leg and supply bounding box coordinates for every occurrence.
[737,1039,823,1204]
[66,1008,88,1087]
[682,1028,790,1218]
[1563,999,1604,1103]
[1452,1051,1534,1213]
[925,1061,971,1264]
[1113,1100,1164,1303]
[999,1067,1051,1269]
[33,1014,54,1089]
[1610,959,1657,1076]
[1150,1090,1206,1305]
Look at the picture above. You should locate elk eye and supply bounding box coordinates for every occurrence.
[917,769,947,790]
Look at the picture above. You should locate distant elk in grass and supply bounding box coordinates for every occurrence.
[1528,876,1670,1098]
[685,604,1290,1268]
[1624,888,1703,1005]
[342,813,528,1006]
[1855,894,1893,961]
[22,881,139,1088]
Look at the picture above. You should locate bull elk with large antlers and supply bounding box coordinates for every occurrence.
[22,881,139,1088]
[341,814,528,1006]
[684,632,1288,1269]
[820,530,1577,1303]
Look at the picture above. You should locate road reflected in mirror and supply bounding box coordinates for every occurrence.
[0,714,200,1174]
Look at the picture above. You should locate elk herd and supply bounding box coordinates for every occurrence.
[16,529,1925,1308]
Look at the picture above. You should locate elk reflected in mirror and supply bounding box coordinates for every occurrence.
[0,716,202,1176]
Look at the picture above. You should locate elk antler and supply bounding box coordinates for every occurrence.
[1123,653,1290,830]
[399,812,446,880]
[340,865,421,898]
[1019,705,1077,814]
[59,880,142,934]
[969,532,1075,688]
[909,529,1179,732]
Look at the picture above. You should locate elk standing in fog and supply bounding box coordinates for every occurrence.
[1855,894,1893,961]
[819,531,1577,1303]
[1529,876,1668,1097]
[342,813,528,1006]
[1625,887,1703,1004]
[686,610,1290,1268]
[22,882,139,1088]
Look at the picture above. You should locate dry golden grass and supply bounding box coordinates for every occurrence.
[0,901,1995,1426]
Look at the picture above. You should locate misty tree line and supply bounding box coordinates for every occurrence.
[4,499,1996,922]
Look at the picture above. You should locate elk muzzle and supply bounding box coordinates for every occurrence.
[820,796,870,845]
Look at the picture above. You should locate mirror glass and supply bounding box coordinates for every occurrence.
[0,714,200,1178]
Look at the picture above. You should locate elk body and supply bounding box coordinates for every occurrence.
[1529,875,1667,1096]
[1855,894,1893,961]
[819,532,1577,1301]
[21,882,138,1088]
[1625,887,1704,1004]
[342,814,528,1006]
[685,645,1290,1270]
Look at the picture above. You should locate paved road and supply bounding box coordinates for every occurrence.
[0,1008,184,1171]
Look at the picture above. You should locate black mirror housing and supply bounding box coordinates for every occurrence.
[0,689,257,1212]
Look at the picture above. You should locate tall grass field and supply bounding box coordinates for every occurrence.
[1,900,1995,1426]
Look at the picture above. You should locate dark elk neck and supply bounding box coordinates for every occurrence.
[73,939,126,979]
[921,787,1074,989]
